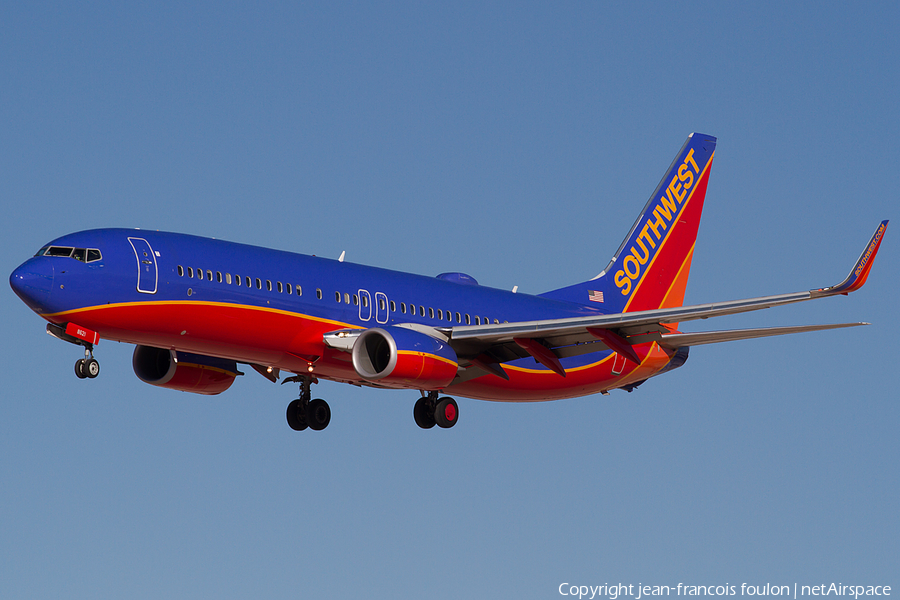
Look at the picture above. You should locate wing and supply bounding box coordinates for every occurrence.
[443,220,888,377]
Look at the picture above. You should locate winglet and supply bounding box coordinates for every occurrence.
[812,220,888,298]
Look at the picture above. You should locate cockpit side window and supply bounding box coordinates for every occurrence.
[41,246,102,263]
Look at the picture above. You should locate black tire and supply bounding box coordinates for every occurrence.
[306,398,331,431]
[75,359,87,379]
[83,358,100,379]
[434,397,459,429]
[286,399,308,431]
[413,397,436,429]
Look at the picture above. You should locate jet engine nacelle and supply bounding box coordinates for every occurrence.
[351,326,458,390]
[132,345,240,395]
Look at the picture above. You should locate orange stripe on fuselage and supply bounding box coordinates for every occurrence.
[43,300,359,378]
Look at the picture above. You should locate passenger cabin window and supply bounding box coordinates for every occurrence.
[187,267,194,278]
[353,294,359,306]
[206,270,213,281]
[465,314,471,325]
[216,272,222,283]
[316,289,322,299]
[278,282,283,293]
[344,293,350,304]
[226,273,232,284]
[391,301,396,312]
[266,280,272,291]
[296,285,302,296]
[256,278,262,290]
[177,266,184,277]
[400,303,406,314]
[236,274,242,286]
[335,291,341,302]
[286,283,292,294]
[246,276,251,287]
[428,308,434,319]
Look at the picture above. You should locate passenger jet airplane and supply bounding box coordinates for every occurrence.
[9,133,888,432]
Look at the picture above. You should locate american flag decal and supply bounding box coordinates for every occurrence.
[588,290,604,303]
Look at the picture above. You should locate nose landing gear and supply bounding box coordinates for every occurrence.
[75,348,100,379]
[47,323,101,380]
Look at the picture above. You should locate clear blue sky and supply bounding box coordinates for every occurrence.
[2,3,897,598]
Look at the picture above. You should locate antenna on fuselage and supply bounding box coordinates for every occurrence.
[339,251,345,263]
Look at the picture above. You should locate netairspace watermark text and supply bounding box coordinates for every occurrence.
[558,584,892,600]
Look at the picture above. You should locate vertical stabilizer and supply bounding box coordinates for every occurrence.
[540,133,717,317]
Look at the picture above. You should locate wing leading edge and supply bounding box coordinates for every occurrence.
[446,220,888,375]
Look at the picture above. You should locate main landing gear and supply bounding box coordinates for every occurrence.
[283,374,331,432]
[280,376,457,431]
[414,391,459,429]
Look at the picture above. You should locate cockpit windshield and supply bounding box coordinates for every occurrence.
[36,246,102,263]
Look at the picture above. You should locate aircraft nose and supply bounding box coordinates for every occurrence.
[10,258,54,313]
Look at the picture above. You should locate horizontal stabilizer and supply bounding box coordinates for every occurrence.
[655,322,868,348]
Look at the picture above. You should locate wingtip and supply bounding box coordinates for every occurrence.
[813,221,888,297]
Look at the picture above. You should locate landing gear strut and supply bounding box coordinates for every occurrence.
[414,391,459,429]
[283,374,331,432]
